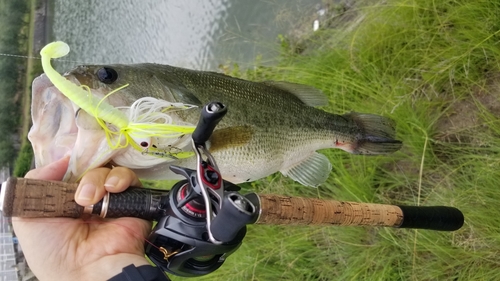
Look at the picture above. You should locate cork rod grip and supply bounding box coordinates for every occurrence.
[256,195,464,231]
[257,195,404,227]
[1,177,82,218]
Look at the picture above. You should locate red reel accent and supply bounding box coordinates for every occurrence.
[179,185,206,214]
[200,164,222,190]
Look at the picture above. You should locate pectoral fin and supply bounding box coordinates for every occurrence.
[281,152,332,187]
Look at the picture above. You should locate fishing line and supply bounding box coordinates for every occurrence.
[0,52,103,65]
[0,53,38,59]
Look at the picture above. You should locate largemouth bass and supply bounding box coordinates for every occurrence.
[30,63,402,186]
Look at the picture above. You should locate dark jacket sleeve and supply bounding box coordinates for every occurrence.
[107,264,171,281]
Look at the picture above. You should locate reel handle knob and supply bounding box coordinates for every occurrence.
[210,192,258,243]
[192,102,227,145]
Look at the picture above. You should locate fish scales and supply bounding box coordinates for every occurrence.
[31,62,402,186]
[127,65,357,180]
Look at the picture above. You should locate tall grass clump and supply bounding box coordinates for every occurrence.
[172,0,500,280]
[12,138,33,177]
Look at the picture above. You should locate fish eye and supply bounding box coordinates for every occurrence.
[96,67,118,84]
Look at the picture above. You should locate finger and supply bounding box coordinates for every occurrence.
[103,167,142,193]
[74,167,111,206]
[24,156,70,181]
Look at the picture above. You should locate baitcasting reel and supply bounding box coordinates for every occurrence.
[144,102,260,277]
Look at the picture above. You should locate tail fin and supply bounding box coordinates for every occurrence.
[345,112,402,155]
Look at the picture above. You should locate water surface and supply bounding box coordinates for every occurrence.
[51,0,322,71]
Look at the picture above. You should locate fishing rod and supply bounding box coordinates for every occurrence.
[0,102,464,278]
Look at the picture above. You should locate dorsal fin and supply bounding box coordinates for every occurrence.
[262,81,328,107]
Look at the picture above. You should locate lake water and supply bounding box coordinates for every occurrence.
[49,0,324,71]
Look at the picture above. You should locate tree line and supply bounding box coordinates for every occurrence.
[0,1,30,167]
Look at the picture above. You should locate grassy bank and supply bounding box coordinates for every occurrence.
[0,0,37,176]
[0,1,30,167]
[173,0,500,280]
[13,0,41,177]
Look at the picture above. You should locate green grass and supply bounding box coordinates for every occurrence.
[170,0,500,280]
[15,0,499,279]
[12,138,33,177]
[13,0,39,176]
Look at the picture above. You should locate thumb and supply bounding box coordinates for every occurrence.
[24,156,70,181]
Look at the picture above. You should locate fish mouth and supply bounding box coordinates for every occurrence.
[27,71,192,182]
[29,73,120,182]
[28,74,80,168]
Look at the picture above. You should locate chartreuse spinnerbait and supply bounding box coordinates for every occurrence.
[40,41,196,157]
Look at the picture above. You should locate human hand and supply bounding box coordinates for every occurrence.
[12,157,152,281]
